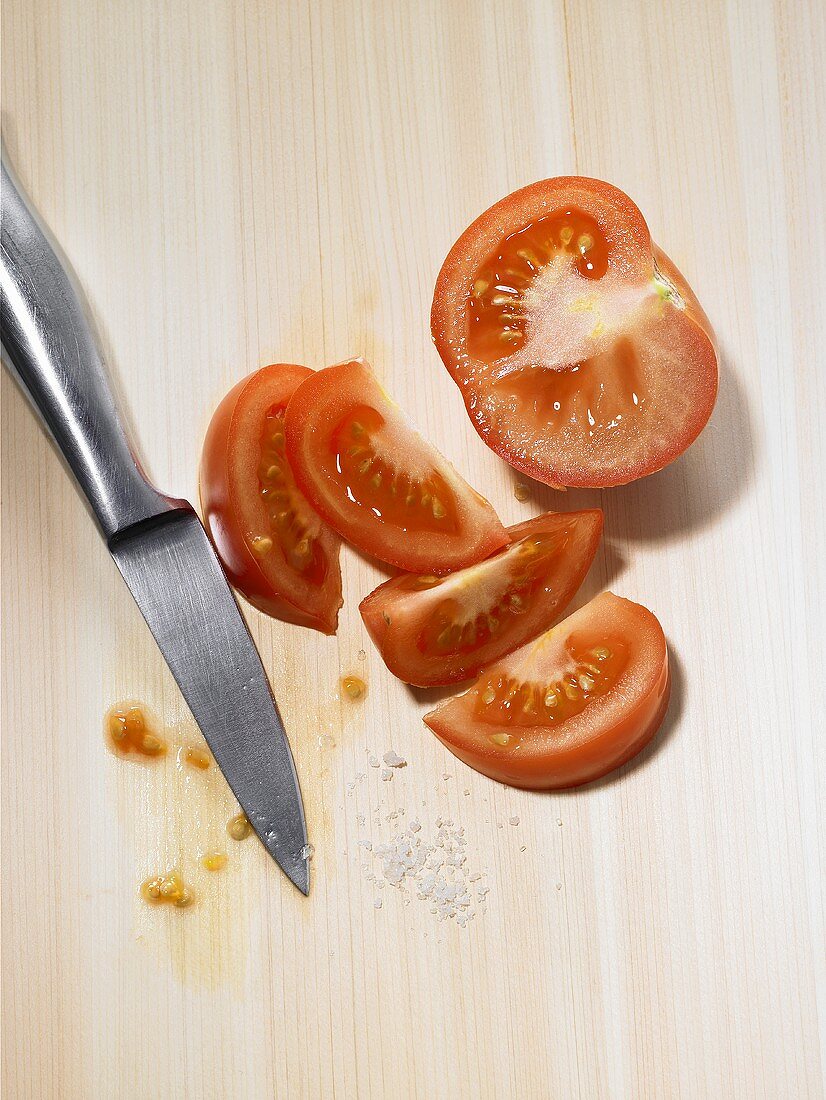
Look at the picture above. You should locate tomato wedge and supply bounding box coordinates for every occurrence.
[284,358,508,573]
[424,592,669,789]
[360,509,602,686]
[431,177,718,488]
[200,364,343,634]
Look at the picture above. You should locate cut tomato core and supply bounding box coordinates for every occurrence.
[331,404,460,533]
[465,204,654,457]
[413,530,567,657]
[474,635,628,745]
[468,207,610,362]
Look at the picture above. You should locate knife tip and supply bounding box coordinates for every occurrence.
[284,857,311,896]
[278,853,312,897]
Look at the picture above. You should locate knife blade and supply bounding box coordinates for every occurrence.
[112,511,310,894]
[1,152,310,894]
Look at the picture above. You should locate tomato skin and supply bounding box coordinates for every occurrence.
[431,177,718,489]
[423,592,670,790]
[284,358,508,574]
[200,364,343,634]
[360,509,603,686]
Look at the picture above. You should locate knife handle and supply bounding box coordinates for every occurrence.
[0,153,181,542]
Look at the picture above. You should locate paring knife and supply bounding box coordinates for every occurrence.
[0,153,310,894]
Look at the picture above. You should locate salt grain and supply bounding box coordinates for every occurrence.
[383,751,407,768]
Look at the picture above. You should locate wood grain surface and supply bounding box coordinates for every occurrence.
[2,1,824,1097]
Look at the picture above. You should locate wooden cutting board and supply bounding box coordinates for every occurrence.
[2,1,823,1096]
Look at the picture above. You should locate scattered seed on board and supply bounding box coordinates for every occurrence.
[227,813,253,841]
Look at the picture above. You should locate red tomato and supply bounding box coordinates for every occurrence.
[284,358,508,573]
[200,364,343,634]
[424,592,669,789]
[431,177,718,488]
[360,509,603,686]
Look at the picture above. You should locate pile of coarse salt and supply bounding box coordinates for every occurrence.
[361,816,488,927]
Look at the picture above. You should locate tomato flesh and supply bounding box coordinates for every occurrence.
[424,592,669,789]
[200,364,343,634]
[359,509,602,686]
[332,406,459,534]
[285,359,508,574]
[432,177,718,488]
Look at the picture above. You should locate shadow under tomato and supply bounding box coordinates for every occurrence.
[405,680,460,708]
[574,535,626,604]
[346,543,406,582]
[514,349,756,546]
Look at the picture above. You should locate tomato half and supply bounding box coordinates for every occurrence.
[360,509,603,686]
[424,592,669,789]
[431,177,718,488]
[284,358,508,573]
[200,364,343,634]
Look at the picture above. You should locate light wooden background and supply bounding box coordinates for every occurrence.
[2,1,824,1097]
